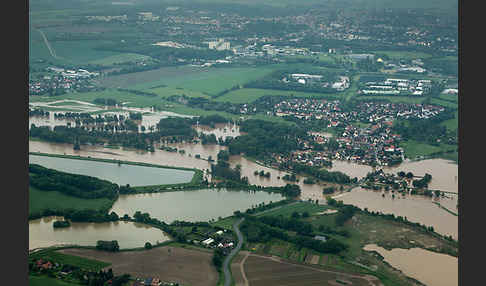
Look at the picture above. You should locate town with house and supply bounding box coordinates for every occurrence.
[267,98,447,167]
[29,67,100,96]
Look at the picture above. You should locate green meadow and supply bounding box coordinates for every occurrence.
[29,186,114,216]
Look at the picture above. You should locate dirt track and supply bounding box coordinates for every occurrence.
[59,246,218,286]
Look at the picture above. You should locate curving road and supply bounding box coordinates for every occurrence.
[223,217,245,286]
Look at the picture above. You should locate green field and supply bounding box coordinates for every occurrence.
[430,98,458,109]
[255,202,329,218]
[355,95,427,104]
[400,140,457,160]
[216,88,342,103]
[440,110,458,132]
[29,275,81,286]
[101,66,274,96]
[372,50,434,60]
[88,53,153,66]
[211,216,238,230]
[30,249,111,271]
[29,186,114,216]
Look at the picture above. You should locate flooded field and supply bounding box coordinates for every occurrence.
[335,187,458,239]
[29,216,169,250]
[29,139,458,239]
[29,99,193,133]
[194,123,242,141]
[29,154,195,186]
[363,244,458,286]
[110,188,284,223]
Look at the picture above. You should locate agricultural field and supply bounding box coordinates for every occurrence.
[30,249,111,272]
[100,66,274,95]
[211,216,238,230]
[355,95,427,104]
[232,252,381,286]
[58,245,219,286]
[430,98,458,109]
[29,186,114,216]
[254,201,329,218]
[216,88,342,104]
[88,53,153,66]
[371,50,433,60]
[29,275,82,286]
[399,140,457,160]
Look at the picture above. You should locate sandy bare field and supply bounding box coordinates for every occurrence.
[59,246,218,286]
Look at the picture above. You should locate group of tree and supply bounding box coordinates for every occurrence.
[52,220,71,228]
[284,162,354,185]
[240,216,347,254]
[29,164,119,200]
[96,240,120,252]
[228,119,306,159]
[93,98,119,106]
[412,173,433,189]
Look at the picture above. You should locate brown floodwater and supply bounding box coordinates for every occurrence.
[335,187,458,239]
[29,139,458,238]
[327,158,458,193]
[363,244,458,286]
[384,159,458,193]
[29,216,170,250]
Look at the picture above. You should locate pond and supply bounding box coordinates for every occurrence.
[110,188,284,223]
[29,216,169,250]
[29,154,195,187]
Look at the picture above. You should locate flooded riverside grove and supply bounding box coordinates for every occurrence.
[29,216,170,250]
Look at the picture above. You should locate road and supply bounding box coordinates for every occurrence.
[37,29,60,59]
[223,217,244,286]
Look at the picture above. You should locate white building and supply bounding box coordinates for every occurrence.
[202,238,214,246]
[209,39,230,51]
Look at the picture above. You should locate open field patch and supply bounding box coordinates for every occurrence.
[29,186,113,216]
[216,88,342,104]
[58,246,218,286]
[255,202,329,218]
[243,254,379,286]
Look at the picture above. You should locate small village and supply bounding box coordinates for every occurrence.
[360,169,442,197]
[29,67,100,96]
[269,98,446,167]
